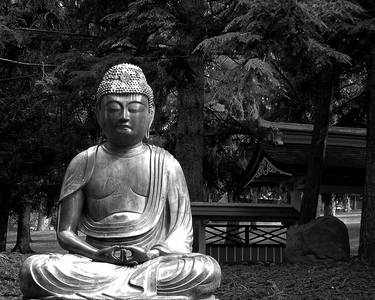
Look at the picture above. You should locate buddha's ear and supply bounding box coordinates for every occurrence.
[148,107,155,129]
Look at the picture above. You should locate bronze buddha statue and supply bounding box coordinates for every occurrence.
[20,63,221,299]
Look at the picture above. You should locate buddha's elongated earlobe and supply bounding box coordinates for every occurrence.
[145,129,150,140]
[145,107,154,141]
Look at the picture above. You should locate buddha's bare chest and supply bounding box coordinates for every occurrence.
[84,151,150,221]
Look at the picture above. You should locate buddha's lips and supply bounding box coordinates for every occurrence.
[117,125,131,130]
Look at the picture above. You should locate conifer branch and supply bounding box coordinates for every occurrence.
[340,81,363,91]
[334,91,367,109]
[14,27,102,39]
[270,61,301,103]
[0,75,35,82]
[203,74,228,83]
[0,57,57,67]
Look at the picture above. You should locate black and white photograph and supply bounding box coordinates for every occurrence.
[0,1,375,299]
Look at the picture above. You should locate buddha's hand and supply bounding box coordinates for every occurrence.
[92,246,129,265]
[121,245,155,266]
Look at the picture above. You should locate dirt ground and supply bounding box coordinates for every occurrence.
[216,259,375,299]
[1,251,375,300]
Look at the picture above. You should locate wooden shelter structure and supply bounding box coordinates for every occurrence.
[239,122,366,208]
[192,122,366,264]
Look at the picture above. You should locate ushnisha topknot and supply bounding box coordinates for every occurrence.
[96,63,154,113]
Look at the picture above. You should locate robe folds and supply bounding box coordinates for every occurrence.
[20,145,221,300]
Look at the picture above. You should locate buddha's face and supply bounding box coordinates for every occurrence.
[97,94,153,147]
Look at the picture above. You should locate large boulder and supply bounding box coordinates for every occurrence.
[285,216,350,263]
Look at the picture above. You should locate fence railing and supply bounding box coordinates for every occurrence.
[206,223,287,246]
[204,223,287,263]
[191,203,299,263]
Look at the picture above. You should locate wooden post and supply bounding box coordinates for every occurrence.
[290,184,303,211]
[198,219,206,254]
[193,218,206,254]
[245,225,249,245]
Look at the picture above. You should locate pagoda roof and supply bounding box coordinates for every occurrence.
[240,122,366,192]
[263,143,365,170]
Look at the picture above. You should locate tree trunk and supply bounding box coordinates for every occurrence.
[37,201,46,231]
[322,193,335,216]
[12,199,33,253]
[225,191,241,244]
[344,195,351,212]
[175,56,205,203]
[359,39,375,263]
[0,181,11,251]
[175,56,205,253]
[299,69,334,224]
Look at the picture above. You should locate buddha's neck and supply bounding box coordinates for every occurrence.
[102,142,146,157]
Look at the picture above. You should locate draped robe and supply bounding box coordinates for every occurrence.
[20,145,221,300]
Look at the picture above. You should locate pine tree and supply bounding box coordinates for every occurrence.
[353,0,375,263]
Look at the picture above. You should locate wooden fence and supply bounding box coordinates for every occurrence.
[191,202,299,264]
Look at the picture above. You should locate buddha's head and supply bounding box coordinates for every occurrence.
[96,63,154,147]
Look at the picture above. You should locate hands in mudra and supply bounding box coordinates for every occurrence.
[93,245,155,266]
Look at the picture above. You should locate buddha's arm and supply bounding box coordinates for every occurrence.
[57,149,139,264]
[150,155,193,255]
[57,190,155,264]
[57,190,98,257]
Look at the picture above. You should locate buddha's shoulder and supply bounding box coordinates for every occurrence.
[66,145,98,169]
[149,145,182,170]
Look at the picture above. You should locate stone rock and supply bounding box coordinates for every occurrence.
[285,216,350,263]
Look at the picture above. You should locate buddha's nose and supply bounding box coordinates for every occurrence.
[120,108,130,120]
